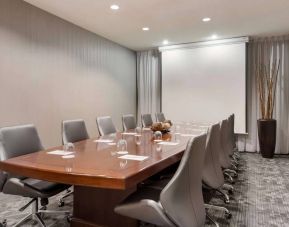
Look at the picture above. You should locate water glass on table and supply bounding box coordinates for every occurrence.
[117,139,128,154]
[154,131,162,151]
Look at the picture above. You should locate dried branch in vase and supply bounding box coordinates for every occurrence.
[255,59,280,119]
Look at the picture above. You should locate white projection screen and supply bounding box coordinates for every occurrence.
[161,39,247,133]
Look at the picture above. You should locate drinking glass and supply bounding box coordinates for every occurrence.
[64,142,75,152]
[174,124,181,143]
[134,134,142,145]
[117,139,128,154]
[185,122,192,134]
[135,126,142,135]
[154,131,162,151]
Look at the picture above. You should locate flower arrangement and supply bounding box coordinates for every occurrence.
[151,120,173,132]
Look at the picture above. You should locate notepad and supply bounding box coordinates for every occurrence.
[117,151,129,155]
[47,150,74,156]
[181,134,198,137]
[122,132,137,135]
[62,155,75,159]
[158,142,179,146]
[93,139,114,143]
[118,155,149,161]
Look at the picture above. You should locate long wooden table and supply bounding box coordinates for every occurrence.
[0,130,192,227]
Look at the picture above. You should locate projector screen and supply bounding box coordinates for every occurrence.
[161,40,247,133]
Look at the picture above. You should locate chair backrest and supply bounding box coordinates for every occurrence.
[122,114,136,131]
[96,116,117,136]
[222,119,234,155]
[0,124,44,191]
[0,124,44,160]
[62,119,89,144]
[228,114,235,150]
[141,114,153,127]
[160,134,207,227]
[220,119,233,156]
[155,113,165,122]
[202,123,225,189]
[218,120,231,168]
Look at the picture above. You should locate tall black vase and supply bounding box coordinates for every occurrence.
[257,119,276,159]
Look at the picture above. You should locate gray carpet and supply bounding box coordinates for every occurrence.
[1,153,289,227]
[206,153,289,227]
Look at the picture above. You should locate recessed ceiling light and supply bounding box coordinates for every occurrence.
[110,4,119,10]
[202,17,211,22]
[211,34,218,39]
[163,40,169,45]
[142,27,149,31]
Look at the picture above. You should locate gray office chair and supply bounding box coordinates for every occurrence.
[96,116,117,136]
[228,114,240,160]
[115,134,207,227]
[59,119,90,206]
[0,169,7,227]
[122,114,137,131]
[203,123,233,219]
[220,120,237,182]
[141,114,153,127]
[155,113,166,122]
[62,119,89,144]
[0,124,70,227]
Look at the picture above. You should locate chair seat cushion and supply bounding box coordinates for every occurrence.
[22,178,68,193]
[2,177,69,198]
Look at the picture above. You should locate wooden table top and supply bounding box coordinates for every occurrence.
[0,130,197,190]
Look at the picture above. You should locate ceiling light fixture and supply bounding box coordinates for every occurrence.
[142,27,150,31]
[202,17,211,22]
[110,4,119,10]
[163,40,169,45]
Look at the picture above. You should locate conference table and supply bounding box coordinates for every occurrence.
[0,127,206,227]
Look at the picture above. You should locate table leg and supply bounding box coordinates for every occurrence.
[71,186,138,227]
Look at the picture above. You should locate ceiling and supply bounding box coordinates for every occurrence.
[24,0,289,51]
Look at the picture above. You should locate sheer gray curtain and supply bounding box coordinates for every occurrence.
[247,36,289,154]
[137,50,161,124]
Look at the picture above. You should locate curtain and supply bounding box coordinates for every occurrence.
[137,49,161,124]
[247,36,289,154]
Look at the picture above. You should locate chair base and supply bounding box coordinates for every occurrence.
[205,204,232,219]
[224,172,235,183]
[206,213,220,227]
[223,183,234,194]
[58,188,73,207]
[14,213,45,227]
[216,189,230,204]
[0,219,7,227]
[14,198,70,227]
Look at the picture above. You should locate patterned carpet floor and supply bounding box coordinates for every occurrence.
[1,152,289,227]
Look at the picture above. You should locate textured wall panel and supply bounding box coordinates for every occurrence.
[0,0,136,147]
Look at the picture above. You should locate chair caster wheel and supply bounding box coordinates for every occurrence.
[1,220,7,227]
[67,215,72,223]
[224,199,230,204]
[58,200,65,207]
[225,211,232,219]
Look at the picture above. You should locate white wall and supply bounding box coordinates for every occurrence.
[162,42,246,132]
[0,0,136,147]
